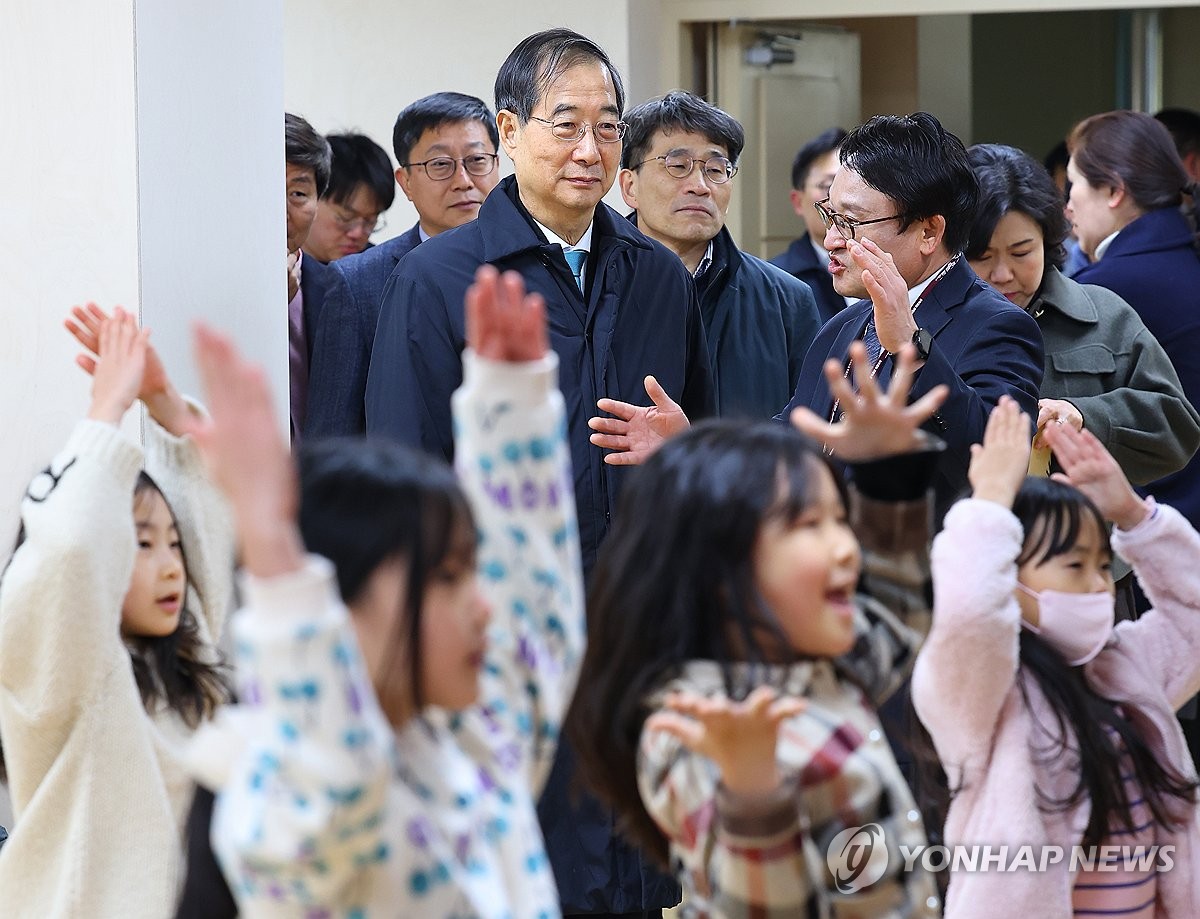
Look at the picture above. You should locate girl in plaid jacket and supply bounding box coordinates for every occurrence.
[568,345,946,918]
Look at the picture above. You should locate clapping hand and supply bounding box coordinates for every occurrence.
[587,376,689,466]
[187,324,304,579]
[645,686,804,796]
[1044,422,1148,531]
[967,396,1031,508]
[465,266,548,363]
[66,302,190,436]
[790,342,948,461]
[84,310,150,426]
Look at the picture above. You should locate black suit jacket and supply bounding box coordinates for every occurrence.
[305,224,423,437]
[779,257,1044,519]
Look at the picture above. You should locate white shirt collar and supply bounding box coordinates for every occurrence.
[693,239,715,278]
[1093,229,1121,262]
[533,219,594,254]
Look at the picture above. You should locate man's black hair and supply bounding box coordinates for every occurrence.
[1154,107,1200,159]
[620,91,744,171]
[494,28,625,122]
[323,133,396,211]
[839,111,979,254]
[790,126,848,190]
[285,112,332,196]
[392,92,498,166]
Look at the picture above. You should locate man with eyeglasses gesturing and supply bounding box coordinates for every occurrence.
[305,92,502,437]
[619,91,820,418]
[366,29,714,918]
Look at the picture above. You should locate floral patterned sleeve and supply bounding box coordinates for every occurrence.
[450,350,584,797]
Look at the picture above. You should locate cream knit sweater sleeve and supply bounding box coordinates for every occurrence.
[0,419,143,786]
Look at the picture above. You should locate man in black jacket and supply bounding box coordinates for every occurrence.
[770,127,851,324]
[305,92,501,437]
[365,29,714,917]
[619,91,820,418]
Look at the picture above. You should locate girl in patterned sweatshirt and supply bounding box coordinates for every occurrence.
[568,343,948,918]
[0,307,232,917]
[913,398,1200,918]
[186,266,583,917]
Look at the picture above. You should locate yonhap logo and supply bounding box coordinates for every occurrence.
[827,823,890,893]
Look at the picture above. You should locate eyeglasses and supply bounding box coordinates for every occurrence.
[329,208,386,235]
[402,153,499,181]
[814,198,904,240]
[527,116,627,144]
[631,153,738,185]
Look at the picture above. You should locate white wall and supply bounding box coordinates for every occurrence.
[283,1,652,238]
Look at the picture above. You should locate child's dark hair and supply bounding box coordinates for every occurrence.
[296,438,475,714]
[566,419,844,865]
[1,472,230,782]
[1012,477,1196,848]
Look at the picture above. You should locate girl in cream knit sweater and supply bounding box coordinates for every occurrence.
[0,307,232,917]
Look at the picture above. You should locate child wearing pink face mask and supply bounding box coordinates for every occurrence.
[914,397,1200,919]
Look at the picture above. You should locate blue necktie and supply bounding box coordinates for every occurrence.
[862,319,884,366]
[564,248,586,293]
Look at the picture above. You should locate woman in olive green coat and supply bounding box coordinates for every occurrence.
[964,143,1200,488]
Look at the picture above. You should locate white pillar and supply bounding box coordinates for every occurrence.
[1,0,286,549]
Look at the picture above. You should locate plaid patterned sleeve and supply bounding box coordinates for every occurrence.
[639,722,818,917]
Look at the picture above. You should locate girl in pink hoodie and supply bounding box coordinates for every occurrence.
[914,397,1200,918]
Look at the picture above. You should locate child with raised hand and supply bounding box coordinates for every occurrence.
[568,341,948,918]
[186,265,583,917]
[913,397,1200,918]
[0,307,232,918]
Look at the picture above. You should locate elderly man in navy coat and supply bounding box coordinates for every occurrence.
[365,30,714,918]
[305,92,501,437]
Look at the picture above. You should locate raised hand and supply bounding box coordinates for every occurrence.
[465,266,548,363]
[644,686,804,796]
[854,236,917,353]
[1033,398,1083,449]
[790,341,948,461]
[65,302,189,435]
[967,396,1031,508]
[1044,422,1148,531]
[85,310,151,425]
[588,376,689,466]
[188,324,304,578]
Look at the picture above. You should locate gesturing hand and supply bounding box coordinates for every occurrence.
[465,266,548,363]
[187,324,304,579]
[853,236,917,353]
[588,376,689,466]
[85,310,151,425]
[967,396,1031,508]
[790,342,947,461]
[66,302,190,436]
[1034,398,1083,449]
[645,686,804,796]
[1043,422,1148,531]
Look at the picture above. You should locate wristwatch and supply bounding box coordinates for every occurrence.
[911,327,933,361]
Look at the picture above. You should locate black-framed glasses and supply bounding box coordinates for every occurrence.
[631,153,738,185]
[402,153,499,181]
[527,116,627,144]
[814,198,904,240]
[329,207,386,235]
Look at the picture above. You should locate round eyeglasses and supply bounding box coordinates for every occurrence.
[631,153,738,185]
[813,198,904,240]
[329,208,386,235]
[402,153,499,181]
[527,116,628,144]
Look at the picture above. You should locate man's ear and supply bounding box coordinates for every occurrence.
[618,168,638,210]
[395,167,412,202]
[789,188,805,218]
[496,110,521,158]
[920,214,947,256]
